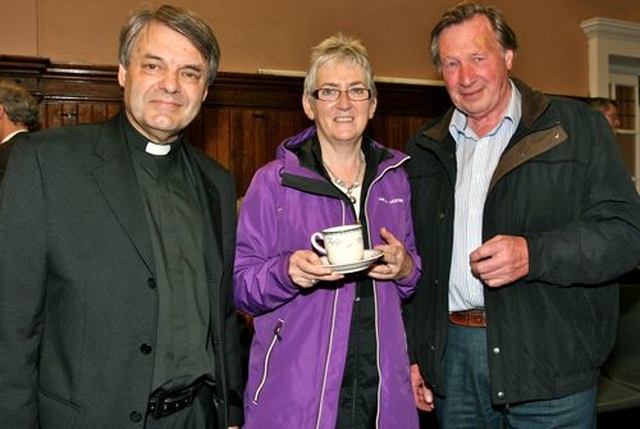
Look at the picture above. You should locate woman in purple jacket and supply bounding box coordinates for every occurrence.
[234,33,421,429]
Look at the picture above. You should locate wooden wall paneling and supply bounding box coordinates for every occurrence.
[187,106,236,180]
[184,107,205,152]
[367,114,400,151]
[391,115,403,149]
[62,102,78,126]
[44,103,63,128]
[106,104,122,120]
[268,109,288,159]
[249,109,268,176]
[264,109,283,163]
[239,108,269,195]
[393,116,411,150]
[397,114,431,149]
[78,103,97,124]
[235,108,314,196]
[209,108,232,171]
[230,108,249,194]
[197,107,214,156]
[367,112,438,154]
[0,56,454,198]
[268,108,312,159]
[0,56,45,93]
[41,101,122,130]
[408,115,428,137]
[409,115,429,141]
[367,114,400,149]
[366,81,450,152]
[38,64,123,103]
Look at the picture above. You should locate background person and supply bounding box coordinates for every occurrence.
[0,79,40,183]
[234,33,421,428]
[0,5,243,428]
[404,2,640,428]
[590,96,621,131]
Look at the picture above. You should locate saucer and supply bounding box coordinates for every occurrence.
[321,249,384,274]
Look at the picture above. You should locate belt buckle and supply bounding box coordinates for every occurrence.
[148,381,203,419]
[148,397,165,420]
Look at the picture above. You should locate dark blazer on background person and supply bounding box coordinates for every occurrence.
[0,131,27,184]
[0,111,243,428]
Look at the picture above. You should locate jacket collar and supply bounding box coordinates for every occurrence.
[91,112,155,273]
[416,78,566,192]
[279,126,405,178]
[91,112,224,278]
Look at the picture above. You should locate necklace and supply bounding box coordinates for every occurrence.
[323,151,365,204]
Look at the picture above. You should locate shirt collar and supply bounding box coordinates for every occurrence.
[1,128,27,144]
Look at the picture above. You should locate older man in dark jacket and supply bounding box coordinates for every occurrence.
[404,2,640,428]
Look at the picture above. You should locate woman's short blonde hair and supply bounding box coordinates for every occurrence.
[303,32,377,98]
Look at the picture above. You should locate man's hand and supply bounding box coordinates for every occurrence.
[470,235,529,287]
[411,364,434,412]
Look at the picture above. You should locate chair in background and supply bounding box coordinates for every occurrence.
[597,275,640,413]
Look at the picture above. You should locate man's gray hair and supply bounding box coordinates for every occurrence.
[118,4,221,86]
[0,80,41,131]
[430,1,518,70]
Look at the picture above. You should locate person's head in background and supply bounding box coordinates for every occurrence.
[590,97,620,131]
[117,4,220,144]
[0,80,41,144]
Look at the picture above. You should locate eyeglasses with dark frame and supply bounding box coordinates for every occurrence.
[311,87,372,102]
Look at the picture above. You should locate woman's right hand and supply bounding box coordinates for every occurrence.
[288,249,343,288]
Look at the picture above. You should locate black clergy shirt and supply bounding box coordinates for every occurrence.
[126,123,215,393]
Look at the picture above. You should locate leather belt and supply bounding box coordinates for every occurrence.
[147,379,208,419]
[449,309,486,328]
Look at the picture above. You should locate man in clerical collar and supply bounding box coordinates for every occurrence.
[0,5,244,429]
[0,79,40,184]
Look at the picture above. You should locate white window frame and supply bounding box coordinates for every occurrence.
[581,17,640,191]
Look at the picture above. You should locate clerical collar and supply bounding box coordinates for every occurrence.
[145,141,172,156]
[124,119,183,156]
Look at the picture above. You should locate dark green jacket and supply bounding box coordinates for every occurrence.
[404,78,640,404]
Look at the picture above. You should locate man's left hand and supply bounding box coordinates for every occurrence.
[470,235,529,287]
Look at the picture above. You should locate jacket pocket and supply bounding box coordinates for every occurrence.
[251,318,284,404]
[39,389,81,428]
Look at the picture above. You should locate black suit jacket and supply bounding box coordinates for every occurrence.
[0,113,244,428]
[0,131,28,185]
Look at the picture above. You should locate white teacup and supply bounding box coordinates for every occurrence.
[310,224,364,265]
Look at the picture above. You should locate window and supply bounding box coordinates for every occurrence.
[582,18,640,191]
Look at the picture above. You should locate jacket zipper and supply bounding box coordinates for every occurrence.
[373,279,382,428]
[362,156,409,223]
[314,289,341,429]
[359,159,404,428]
[252,319,284,404]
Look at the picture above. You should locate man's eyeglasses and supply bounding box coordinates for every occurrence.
[311,87,372,102]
